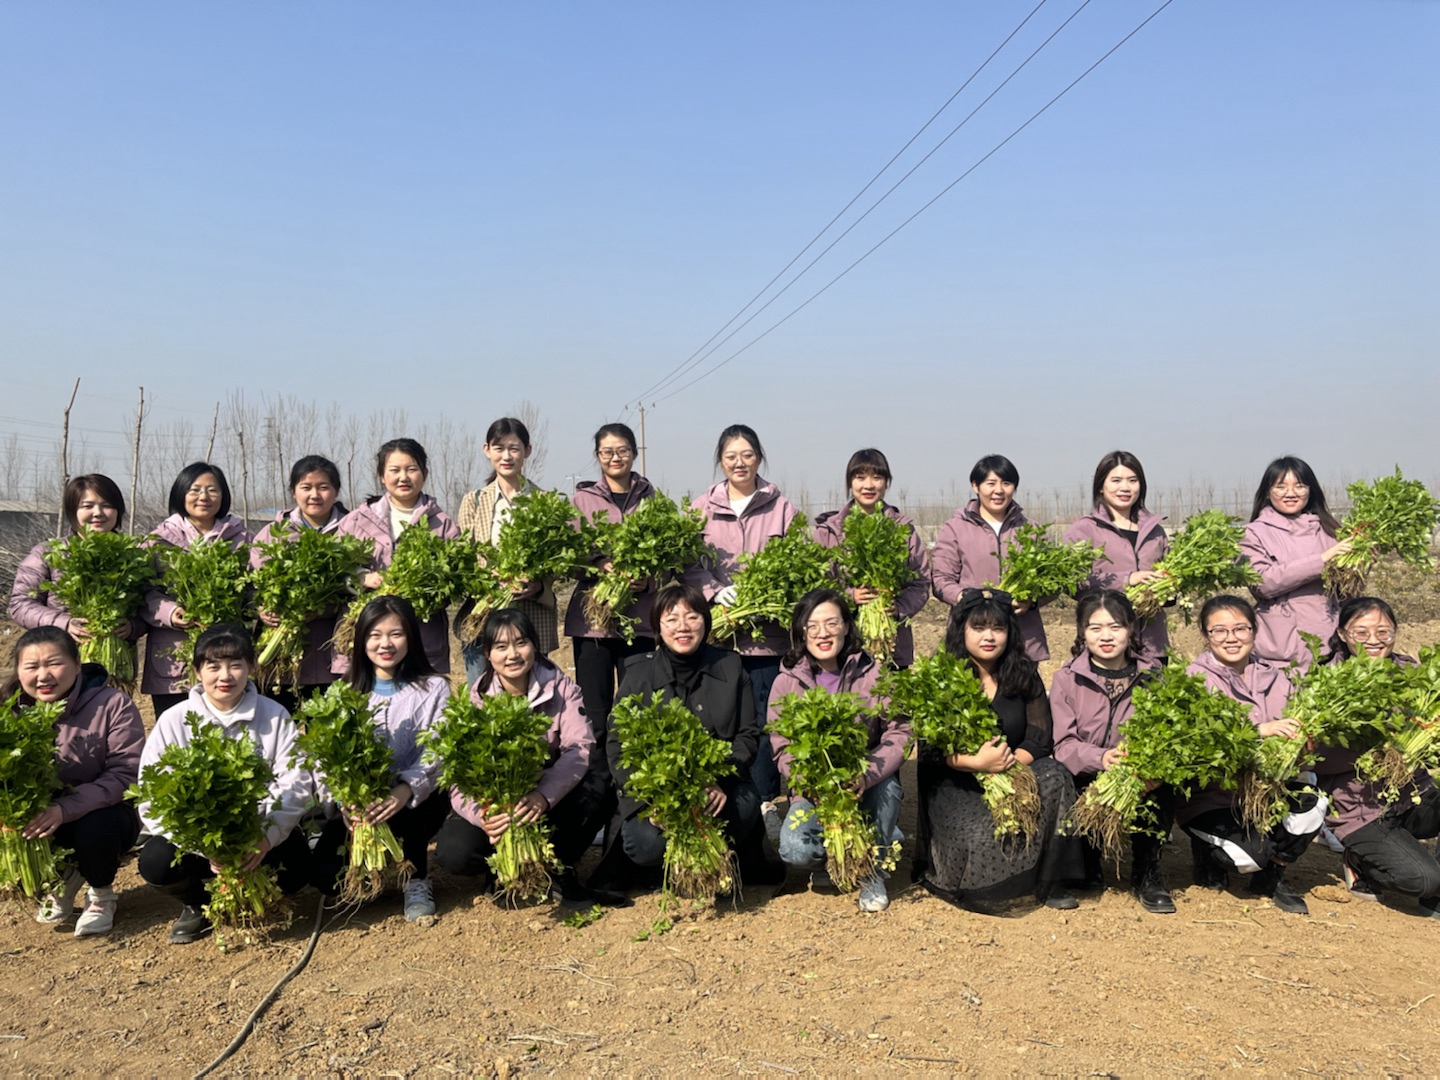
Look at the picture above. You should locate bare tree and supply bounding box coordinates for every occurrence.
[513,399,549,482]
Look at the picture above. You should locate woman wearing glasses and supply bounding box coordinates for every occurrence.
[1241,456,1351,671]
[564,423,664,816]
[690,424,797,840]
[1179,595,1325,915]
[1311,597,1440,916]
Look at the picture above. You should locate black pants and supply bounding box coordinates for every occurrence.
[434,770,610,879]
[620,777,761,869]
[267,682,334,717]
[1074,776,1175,879]
[1342,788,1440,900]
[310,791,453,893]
[1183,787,1326,874]
[571,635,654,786]
[54,803,141,888]
[138,830,311,908]
[150,693,189,720]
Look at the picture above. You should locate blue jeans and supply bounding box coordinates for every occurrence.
[742,656,783,802]
[778,773,903,875]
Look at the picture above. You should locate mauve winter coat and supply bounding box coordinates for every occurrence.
[931,498,1049,661]
[766,650,911,790]
[249,505,347,687]
[688,477,797,657]
[451,659,593,824]
[813,502,931,668]
[314,674,448,814]
[34,664,145,824]
[1050,653,1157,779]
[334,494,459,676]
[1063,508,1170,660]
[140,513,251,695]
[564,475,661,642]
[1241,507,1339,671]
[1177,650,1293,826]
[9,538,147,644]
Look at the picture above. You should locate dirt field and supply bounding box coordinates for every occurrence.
[5,589,1440,1076]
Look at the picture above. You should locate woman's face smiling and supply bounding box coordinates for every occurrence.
[658,601,705,656]
[1268,470,1310,516]
[850,469,888,512]
[365,613,409,679]
[488,625,537,692]
[17,642,81,703]
[381,453,426,508]
[294,470,339,527]
[804,601,846,667]
[200,656,251,710]
[1084,609,1131,667]
[973,472,1015,519]
[184,472,222,529]
[1341,607,1397,659]
[75,489,120,533]
[1204,607,1256,669]
[720,437,759,493]
[484,436,530,485]
[1101,466,1141,520]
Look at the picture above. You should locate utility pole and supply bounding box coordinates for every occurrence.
[56,378,80,536]
[636,402,647,478]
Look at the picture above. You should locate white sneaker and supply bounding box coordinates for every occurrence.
[761,801,784,849]
[36,868,85,925]
[74,887,118,937]
[1318,826,1345,853]
[858,875,889,912]
[403,877,436,921]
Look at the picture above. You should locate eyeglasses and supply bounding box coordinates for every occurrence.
[597,448,634,462]
[1270,483,1309,496]
[187,486,222,498]
[1205,625,1254,641]
[1345,629,1395,644]
[660,611,705,629]
[804,618,845,637]
[722,451,758,466]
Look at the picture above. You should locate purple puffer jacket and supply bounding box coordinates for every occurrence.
[1241,507,1339,671]
[1051,653,1157,778]
[315,674,448,813]
[250,506,348,687]
[451,659,594,824]
[9,538,147,643]
[39,664,146,824]
[813,502,931,668]
[1063,508,1170,661]
[930,498,1049,661]
[1177,651,1293,826]
[687,477,797,657]
[564,475,660,641]
[767,650,911,790]
[334,494,460,676]
[140,514,251,695]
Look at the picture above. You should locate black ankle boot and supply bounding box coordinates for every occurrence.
[1132,859,1176,914]
[1190,838,1227,891]
[1249,862,1308,915]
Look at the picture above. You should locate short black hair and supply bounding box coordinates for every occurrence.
[168,462,232,520]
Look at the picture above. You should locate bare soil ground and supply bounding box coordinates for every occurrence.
[5,586,1440,1076]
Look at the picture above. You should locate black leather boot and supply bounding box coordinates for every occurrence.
[1249,862,1308,915]
[1190,837,1228,891]
[1131,848,1176,914]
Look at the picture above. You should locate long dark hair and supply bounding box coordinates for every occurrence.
[1071,590,1143,661]
[347,595,437,694]
[943,593,1042,700]
[168,462,233,521]
[783,587,861,669]
[1249,456,1340,535]
[1090,450,1147,517]
[714,424,765,472]
[63,474,126,534]
[483,417,532,486]
[369,439,429,506]
[1324,595,1399,663]
[2,625,81,699]
[474,607,542,693]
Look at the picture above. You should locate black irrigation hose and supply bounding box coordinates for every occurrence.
[192,896,327,1079]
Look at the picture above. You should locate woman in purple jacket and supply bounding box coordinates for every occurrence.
[433,608,606,904]
[5,626,144,937]
[812,448,931,669]
[1179,595,1324,915]
[1062,451,1170,661]
[767,588,910,912]
[1311,597,1440,916]
[336,439,460,676]
[1241,456,1351,671]
[691,424,797,834]
[1051,591,1173,912]
[9,473,144,653]
[140,462,251,717]
[931,455,1050,662]
[250,455,349,713]
[310,596,452,922]
[916,589,1083,911]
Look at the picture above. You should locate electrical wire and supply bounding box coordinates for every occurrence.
[652,0,1177,405]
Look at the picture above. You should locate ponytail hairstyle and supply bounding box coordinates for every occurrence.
[483,417,533,485]
[1249,456,1341,535]
[714,424,765,473]
[369,438,429,506]
[1071,590,1143,661]
[1324,595,1399,663]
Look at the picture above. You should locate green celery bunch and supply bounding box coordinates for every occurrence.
[997,523,1105,604]
[611,692,738,900]
[713,516,832,646]
[250,525,374,688]
[1355,645,1440,803]
[460,490,600,643]
[38,530,157,693]
[1125,510,1260,622]
[292,683,405,902]
[423,689,559,903]
[834,509,916,665]
[584,493,710,643]
[128,713,285,949]
[156,538,251,664]
[335,527,476,654]
[1071,659,1259,864]
[877,652,1041,842]
[768,687,898,889]
[0,693,66,899]
[1324,469,1440,600]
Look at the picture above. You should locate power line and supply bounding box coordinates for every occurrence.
[626,0,1059,407]
[651,0,1178,405]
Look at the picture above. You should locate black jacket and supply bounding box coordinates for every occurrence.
[608,643,758,820]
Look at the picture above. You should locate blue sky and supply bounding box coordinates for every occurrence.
[2,1,1436,509]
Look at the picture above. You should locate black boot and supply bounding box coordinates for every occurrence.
[1190,837,1227,891]
[1131,850,1176,914]
[1076,840,1105,892]
[735,828,785,888]
[1249,862,1308,915]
